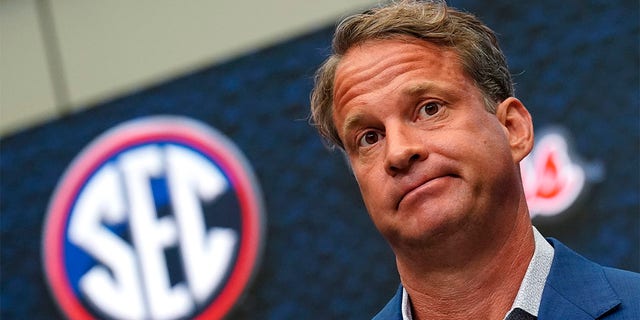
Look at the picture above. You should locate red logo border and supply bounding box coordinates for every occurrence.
[42,116,265,320]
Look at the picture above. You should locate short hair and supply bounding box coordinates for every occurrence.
[310,0,514,149]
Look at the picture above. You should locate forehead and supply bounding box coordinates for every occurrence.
[333,38,470,110]
[337,37,458,71]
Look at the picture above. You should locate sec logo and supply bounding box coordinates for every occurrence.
[42,116,265,320]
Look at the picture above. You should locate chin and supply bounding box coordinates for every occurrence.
[387,206,475,249]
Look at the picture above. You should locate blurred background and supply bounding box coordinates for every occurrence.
[1,0,638,319]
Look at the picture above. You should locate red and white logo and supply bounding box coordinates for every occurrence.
[43,116,265,320]
[521,130,589,218]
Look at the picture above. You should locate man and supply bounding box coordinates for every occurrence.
[309,1,639,319]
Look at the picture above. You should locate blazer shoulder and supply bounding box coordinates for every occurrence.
[602,265,640,288]
[541,238,640,319]
[601,266,640,316]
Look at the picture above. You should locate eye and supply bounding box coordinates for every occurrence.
[418,102,441,117]
[358,131,382,147]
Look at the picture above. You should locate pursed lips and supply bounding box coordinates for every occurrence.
[395,173,457,210]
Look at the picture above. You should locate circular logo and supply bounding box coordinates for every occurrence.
[42,116,265,319]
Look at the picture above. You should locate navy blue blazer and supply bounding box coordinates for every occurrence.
[373,238,640,319]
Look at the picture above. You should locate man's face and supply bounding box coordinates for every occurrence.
[332,38,524,248]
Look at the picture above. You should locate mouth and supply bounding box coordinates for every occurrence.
[396,174,458,210]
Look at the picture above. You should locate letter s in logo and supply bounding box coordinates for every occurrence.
[42,116,265,320]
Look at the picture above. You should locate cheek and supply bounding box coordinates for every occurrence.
[462,118,510,155]
[469,138,517,192]
[353,169,374,197]
[353,167,385,208]
[350,155,379,185]
[442,127,512,178]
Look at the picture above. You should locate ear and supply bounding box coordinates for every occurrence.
[495,97,534,163]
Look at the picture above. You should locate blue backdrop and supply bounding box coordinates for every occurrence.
[1,0,638,318]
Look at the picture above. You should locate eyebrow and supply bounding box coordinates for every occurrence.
[402,82,437,96]
[342,113,367,137]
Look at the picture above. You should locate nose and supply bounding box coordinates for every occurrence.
[384,124,427,176]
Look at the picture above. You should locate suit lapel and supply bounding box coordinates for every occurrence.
[372,286,403,320]
[538,238,621,319]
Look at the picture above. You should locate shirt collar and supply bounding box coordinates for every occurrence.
[506,226,554,317]
[401,226,554,320]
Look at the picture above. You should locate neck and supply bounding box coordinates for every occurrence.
[395,210,534,320]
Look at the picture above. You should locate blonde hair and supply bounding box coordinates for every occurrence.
[310,0,513,149]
